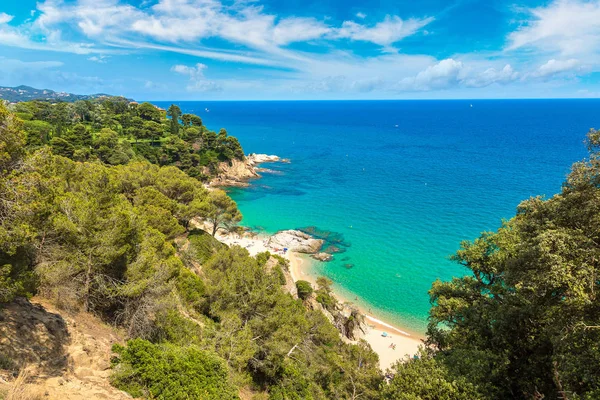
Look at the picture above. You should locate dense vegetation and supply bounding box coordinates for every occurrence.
[0,101,383,399]
[2,96,600,399]
[12,98,243,180]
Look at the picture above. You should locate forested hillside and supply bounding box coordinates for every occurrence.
[1,97,600,399]
[12,97,243,180]
[0,85,113,103]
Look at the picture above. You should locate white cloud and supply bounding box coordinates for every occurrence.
[463,64,519,87]
[88,55,109,63]
[0,57,63,71]
[398,59,519,91]
[25,0,430,59]
[272,17,331,45]
[0,13,14,24]
[533,59,581,78]
[171,63,221,92]
[356,12,366,19]
[507,0,600,56]
[172,63,208,78]
[399,59,464,90]
[335,15,434,46]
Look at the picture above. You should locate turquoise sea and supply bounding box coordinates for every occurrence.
[154,100,598,333]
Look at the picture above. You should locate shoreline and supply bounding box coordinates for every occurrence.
[287,251,423,370]
[215,230,424,371]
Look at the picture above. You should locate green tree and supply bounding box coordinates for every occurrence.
[0,103,26,174]
[200,190,242,236]
[63,123,93,147]
[296,280,313,300]
[138,102,162,123]
[182,113,202,127]
[167,104,182,136]
[426,129,600,399]
[381,354,483,400]
[50,136,75,158]
[23,120,52,147]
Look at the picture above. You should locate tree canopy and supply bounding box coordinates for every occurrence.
[10,99,244,181]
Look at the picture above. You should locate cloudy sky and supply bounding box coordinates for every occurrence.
[1,0,599,99]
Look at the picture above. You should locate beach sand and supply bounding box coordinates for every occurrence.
[213,230,424,371]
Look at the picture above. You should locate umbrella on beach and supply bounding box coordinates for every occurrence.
[381,332,388,337]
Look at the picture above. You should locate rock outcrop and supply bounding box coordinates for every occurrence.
[269,230,324,254]
[306,298,368,341]
[209,157,259,187]
[209,153,286,187]
[247,154,280,164]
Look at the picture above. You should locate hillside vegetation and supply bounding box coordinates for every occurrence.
[1,98,600,399]
[11,97,243,181]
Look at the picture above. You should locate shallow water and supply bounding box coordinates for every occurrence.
[154,99,598,332]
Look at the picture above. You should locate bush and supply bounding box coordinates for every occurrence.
[295,280,313,300]
[187,230,226,264]
[176,268,206,309]
[111,339,238,400]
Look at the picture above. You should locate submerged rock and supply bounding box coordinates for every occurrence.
[269,230,324,254]
[312,252,333,262]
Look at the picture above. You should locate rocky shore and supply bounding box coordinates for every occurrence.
[268,230,324,253]
[209,153,287,187]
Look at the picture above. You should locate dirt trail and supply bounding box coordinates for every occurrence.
[0,297,132,399]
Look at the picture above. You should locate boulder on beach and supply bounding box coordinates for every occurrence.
[270,230,323,254]
[312,252,333,262]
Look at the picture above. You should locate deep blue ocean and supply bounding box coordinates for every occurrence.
[154,100,598,333]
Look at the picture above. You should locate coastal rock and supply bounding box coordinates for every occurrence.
[247,153,281,164]
[209,157,258,187]
[307,298,335,325]
[210,153,287,187]
[269,230,324,254]
[311,252,333,262]
[306,297,368,341]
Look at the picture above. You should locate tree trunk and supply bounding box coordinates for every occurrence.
[83,253,93,312]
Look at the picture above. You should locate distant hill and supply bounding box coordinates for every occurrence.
[0,85,116,103]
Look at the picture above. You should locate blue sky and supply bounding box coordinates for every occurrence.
[0,0,599,100]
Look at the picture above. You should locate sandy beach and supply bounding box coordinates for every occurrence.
[213,229,424,371]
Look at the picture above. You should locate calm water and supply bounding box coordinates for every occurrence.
[154,100,597,332]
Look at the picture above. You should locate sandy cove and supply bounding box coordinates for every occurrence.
[214,230,424,371]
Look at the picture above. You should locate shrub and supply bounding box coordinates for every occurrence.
[295,280,313,300]
[111,339,238,400]
[187,230,226,264]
